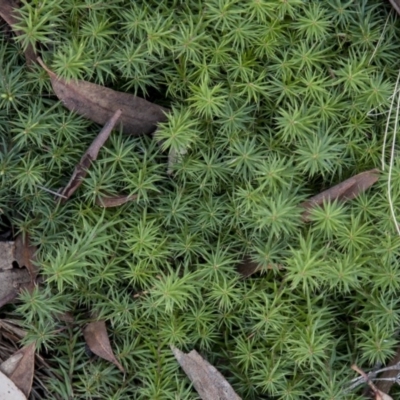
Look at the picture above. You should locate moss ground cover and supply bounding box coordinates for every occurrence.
[2,0,400,398]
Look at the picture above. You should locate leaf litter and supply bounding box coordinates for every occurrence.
[171,346,241,400]
[300,168,380,221]
[37,57,168,135]
[0,234,37,308]
[83,320,125,373]
[0,342,36,398]
[237,169,379,277]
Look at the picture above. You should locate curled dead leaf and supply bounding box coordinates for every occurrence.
[0,241,14,271]
[83,320,124,373]
[37,58,168,135]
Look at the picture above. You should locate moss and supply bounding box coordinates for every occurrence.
[2,0,400,398]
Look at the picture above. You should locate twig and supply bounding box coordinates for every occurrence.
[387,70,400,236]
[351,364,393,399]
[369,9,392,65]
[381,69,400,171]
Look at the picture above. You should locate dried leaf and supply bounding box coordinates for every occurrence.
[171,346,241,400]
[14,234,38,280]
[0,242,15,270]
[388,0,400,15]
[0,353,23,376]
[95,194,137,208]
[0,370,26,400]
[37,58,168,135]
[300,169,380,222]
[0,0,36,65]
[0,269,31,308]
[376,391,393,400]
[60,109,122,202]
[83,320,124,373]
[1,342,35,397]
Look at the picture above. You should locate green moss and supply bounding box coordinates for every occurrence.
[2,0,400,398]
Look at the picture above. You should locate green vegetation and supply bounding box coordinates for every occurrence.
[1,0,400,398]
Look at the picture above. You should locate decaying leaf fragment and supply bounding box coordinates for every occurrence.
[171,346,241,400]
[0,370,26,400]
[0,342,35,398]
[300,168,380,222]
[60,109,122,202]
[0,268,31,308]
[0,235,37,307]
[37,58,168,135]
[0,241,14,271]
[14,234,38,280]
[95,193,137,208]
[0,0,36,65]
[83,320,124,373]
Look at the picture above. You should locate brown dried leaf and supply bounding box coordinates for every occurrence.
[60,109,122,202]
[1,342,35,397]
[0,352,23,375]
[0,0,36,65]
[95,194,137,208]
[0,241,15,270]
[37,58,168,135]
[14,234,38,280]
[0,269,31,308]
[300,169,380,222]
[83,320,124,373]
[388,0,400,15]
[0,370,26,400]
[171,346,241,400]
